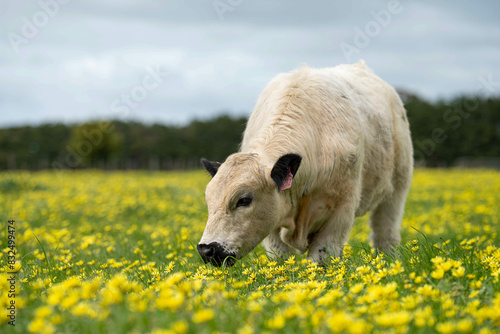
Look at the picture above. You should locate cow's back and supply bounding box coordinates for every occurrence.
[241,62,412,214]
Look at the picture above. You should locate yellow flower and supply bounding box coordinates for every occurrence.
[285,255,296,265]
[61,291,80,309]
[72,302,96,317]
[28,318,55,334]
[61,276,81,289]
[267,313,285,329]
[414,306,434,327]
[470,280,482,289]
[172,321,188,334]
[436,322,455,334]
[34,306,52,319]
[237,325,254,334]
[389,261,405,275]
[49,315,62,325]
[47,288,64,305]
[311,309,327,328]
[469,290,480,298]
[350,283,364,294]
[100,287,123,306]
[456,318,474,333]
[156,287,184,311]
[431,267,445,279]
[417,284,438,298]
[247,301,263,313]
[327,311,368,334]
[81,279,101,299]
[375,311,411,327]
[452,266,465,277]
[192,309,214,323]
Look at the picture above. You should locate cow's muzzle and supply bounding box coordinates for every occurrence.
[197,242,237,267]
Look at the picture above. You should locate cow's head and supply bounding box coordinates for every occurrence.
[198,153,301,266]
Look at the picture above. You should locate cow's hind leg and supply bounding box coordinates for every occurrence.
[369,184,410,255]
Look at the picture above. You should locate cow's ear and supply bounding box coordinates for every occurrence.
[201,158,221,177]
[270,154,302,191]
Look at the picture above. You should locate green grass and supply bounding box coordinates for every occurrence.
[0,169,499,333]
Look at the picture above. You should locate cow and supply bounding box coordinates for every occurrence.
[198,61,413,267]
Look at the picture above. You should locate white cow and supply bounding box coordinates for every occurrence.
[198,61,413,266]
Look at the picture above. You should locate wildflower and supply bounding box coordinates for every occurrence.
[452,266,465,277]
[34,306,52,319]
[47,288,65,305]
[350,283,364,294]
[192,309,214,323]
[61,276,81,289]
[61,291,80,309]
[28,318,55,334]
[375,310,411,327]
[436,322,455,334]
[285,255,296,265]
[389,261,404,275]
[82,279,101,299]
[414,306,434,327]
[267,313,285,329]
[247,300,263,313]
[72,302,96,317]
[456,318,474,333]
[417,284,439,298]
[431,267,445,279]
[100,287,123,306]
[470,280,482,289]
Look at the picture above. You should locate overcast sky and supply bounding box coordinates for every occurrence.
[1,0,499,127]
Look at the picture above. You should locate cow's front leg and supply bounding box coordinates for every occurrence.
[263,228,293,260]
[307,206,355,264]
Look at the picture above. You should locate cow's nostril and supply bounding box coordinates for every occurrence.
[197,243,215,259]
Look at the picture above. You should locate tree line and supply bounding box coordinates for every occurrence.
[0,94,499,170]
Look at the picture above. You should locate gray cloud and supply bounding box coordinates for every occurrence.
[1,0,499,127]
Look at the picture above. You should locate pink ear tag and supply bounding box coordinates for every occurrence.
[279,167,294,191]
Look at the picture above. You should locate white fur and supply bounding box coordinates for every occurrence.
[200,61,413,263]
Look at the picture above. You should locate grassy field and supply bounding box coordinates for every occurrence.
[1,169,499,333]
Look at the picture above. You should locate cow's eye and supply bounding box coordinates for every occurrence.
[236,196,253,208]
